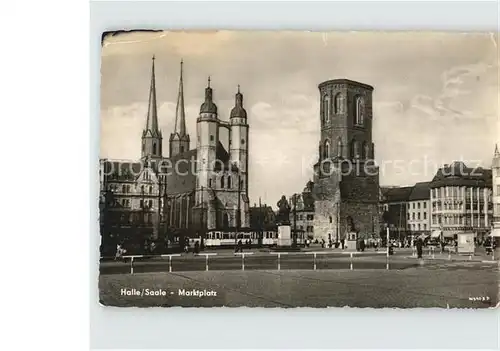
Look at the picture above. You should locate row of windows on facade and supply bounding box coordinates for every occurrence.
[432,202,493,211]
[431,215,490,227]
[291,214,314,221]
[408,202,427,210]
[322,94,366,126]
[112,199,155,209]
[118,212,154,224]
[207,177,244,190]
[431,187,491,199]
[408,223,427,231]
[108,184,155,194]
[408,212,427,221]
[202,135,245,145]
[321,139,372,160]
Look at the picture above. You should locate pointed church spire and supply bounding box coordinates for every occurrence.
[495,143,499,156]
[144,55,160,137]
[173,59,186,137]
[169,59,190,158]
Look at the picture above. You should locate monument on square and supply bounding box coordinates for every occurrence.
[276,195,292,247]
[345,216,358,251]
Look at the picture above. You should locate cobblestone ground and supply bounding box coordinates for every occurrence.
[99,261,499,308]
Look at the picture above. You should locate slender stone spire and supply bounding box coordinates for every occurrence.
[144,55,160,137]
[169,59,190,157]
[173,59,186,136]
[495,143,499,156]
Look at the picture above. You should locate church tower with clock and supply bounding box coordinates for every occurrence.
[312,79,380,244]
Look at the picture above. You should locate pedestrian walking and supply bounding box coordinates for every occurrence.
[360,239,365,252]
[194,241,200,255]
[416,238,423,259]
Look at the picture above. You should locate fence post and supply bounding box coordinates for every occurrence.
[448,249,451,260]
[169,255,172,272]
[386,253,389,270]
[206,255,209,271]
[350,252,353,270]
[278,253,281,271]
[412,246,416,257]
[314,253,317,271]
[130,256,134,275]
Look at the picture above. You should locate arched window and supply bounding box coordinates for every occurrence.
[355,96,365,125]
[122,185,126,193]
[364,142,370,159]
[361,141,367,159]
[329,216,333,223]
[350,139,360,159]
[223,213,229,229]
[153,142,157,154]
[209,179,212,188]
[220,176,225,188]
[149,186,152,194]
[227,176,232,189]
[323,140,330,159]
[334,93,343,113]
[322,95,330,123]
[142,142,145,152]
[180,146,184,153]
[337,137,343,158]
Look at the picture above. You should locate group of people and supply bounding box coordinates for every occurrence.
[234,239,253,253]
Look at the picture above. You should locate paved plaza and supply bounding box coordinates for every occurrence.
[99,259,499,308]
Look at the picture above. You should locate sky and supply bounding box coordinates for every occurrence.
[100,31,499,206]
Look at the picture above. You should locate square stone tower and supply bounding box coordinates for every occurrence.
[312,79,380,242]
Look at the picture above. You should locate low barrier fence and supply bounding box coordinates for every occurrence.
[410,246,481,261]
[113,251,392,275]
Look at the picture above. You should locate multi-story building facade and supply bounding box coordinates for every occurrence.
[407,182,431,235]
[491,145,500,238]
[380,186,412,239]
[430,161,492,240]
[289,181,315,240]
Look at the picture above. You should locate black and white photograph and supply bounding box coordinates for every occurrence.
[98,30,499,308]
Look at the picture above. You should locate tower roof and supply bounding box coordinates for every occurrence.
[493,144,500,168]
[200,76,218,114]
[171,60,188,141]
[143,55,162,138]
[230,84,247,119]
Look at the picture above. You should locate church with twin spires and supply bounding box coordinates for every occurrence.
[100,57,250,240]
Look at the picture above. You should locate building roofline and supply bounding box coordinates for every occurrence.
[318,79,374,91]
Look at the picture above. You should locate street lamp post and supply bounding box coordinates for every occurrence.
[235,175,241,249]
[293,194,297,247]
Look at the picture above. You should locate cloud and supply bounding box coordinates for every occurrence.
[100,31,498,204]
